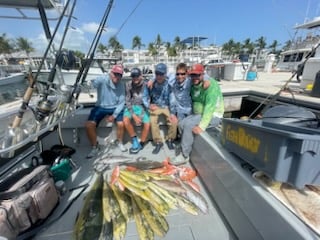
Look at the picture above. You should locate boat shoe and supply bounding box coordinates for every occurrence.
[171,153,189,166]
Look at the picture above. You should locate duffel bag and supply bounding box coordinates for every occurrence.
[0,165,59,240]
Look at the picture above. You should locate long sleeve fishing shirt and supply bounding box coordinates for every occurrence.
[91,74,125,118]
[191,78,224,130]
[142,78,171,111]
[168,74,192,117]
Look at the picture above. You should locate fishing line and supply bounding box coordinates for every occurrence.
[68,0,115,102]
[249,40,320,118]
[114,0,144,37]
[42,0,77,98]
[10,0,72,129]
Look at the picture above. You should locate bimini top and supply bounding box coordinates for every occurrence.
[0,0,63,20]
[181,36,208,45]
[294,16,320,29]
[0,0,59,9]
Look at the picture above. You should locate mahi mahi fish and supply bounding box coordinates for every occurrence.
[73,174,112,240]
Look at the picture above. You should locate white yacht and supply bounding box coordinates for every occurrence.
[275,17,320,83]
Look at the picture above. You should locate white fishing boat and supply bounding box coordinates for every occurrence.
[294,17,320,89]
[36,57,117,87]
[275,17,320,82]
[0,65,26,85]
[0,1,319,240]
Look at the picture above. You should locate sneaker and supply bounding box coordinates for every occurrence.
[118,142,127,152]
[86,146,99,158]
[175,144,181,156]
[170,153,189,166]
[140,141,146,150]
[165,139,175,150]
[152,142,163,154]
[129,138,142,154]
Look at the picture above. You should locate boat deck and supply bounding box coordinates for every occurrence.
[1,71,319,239]
[32,129,235,240]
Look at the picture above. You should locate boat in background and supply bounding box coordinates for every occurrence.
[0,1,319,240]
[275,17,320,81]
[296,17,320,89]
[0,65,26,85]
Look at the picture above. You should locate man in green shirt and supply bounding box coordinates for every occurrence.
[171,63,224,165]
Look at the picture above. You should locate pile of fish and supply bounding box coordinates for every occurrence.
[73,158,209,239]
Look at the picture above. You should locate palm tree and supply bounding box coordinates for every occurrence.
[0,34,14,63]
[222,39,240,60]
[148,43,157,62]
[242,38,255,54]
[255,36,267,60]
[166,42,177,61]
[268,40,279,54]
[108,36,123,59]
[132,36,143,50]
[132,36,144,63]
[97,43,108,55]
[173,36,186,59]
[16,37,35,67]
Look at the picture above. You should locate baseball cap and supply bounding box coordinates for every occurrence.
[111,65,124,75]
[189,64,204,74]
[130,67,141,77]
[155,63,167,74]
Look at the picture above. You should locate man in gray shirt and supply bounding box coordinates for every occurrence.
[85,65,127,158]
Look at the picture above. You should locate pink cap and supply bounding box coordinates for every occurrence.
[111,65,123,74]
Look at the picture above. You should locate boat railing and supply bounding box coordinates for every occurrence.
[0,103,83,158]
[0,65,26,75]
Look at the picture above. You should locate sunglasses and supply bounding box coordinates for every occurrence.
[131,74,140,78]
[190,74,201,78]
[113,72,123,77]
[155,71,165,76]
[176,72,186,76]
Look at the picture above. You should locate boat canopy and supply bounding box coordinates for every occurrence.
[0,0,63,20]
[0,0,60,9]
[181,36,208,45]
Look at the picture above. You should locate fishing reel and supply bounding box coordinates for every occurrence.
[58,84,73,103]
[35,99,55,121]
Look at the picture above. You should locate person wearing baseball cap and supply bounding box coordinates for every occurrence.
[142,63,177,154]
[171,63,224,165]
[123,67,150,154]
[85,64,127,158]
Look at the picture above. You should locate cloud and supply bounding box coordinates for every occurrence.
[29,22,119,54]
[81,22,118,36]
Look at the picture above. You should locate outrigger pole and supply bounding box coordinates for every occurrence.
[10,0,73,128]
[250,40,320,118]
[68,0,114,103]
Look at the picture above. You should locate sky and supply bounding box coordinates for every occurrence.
[0,0,320,54]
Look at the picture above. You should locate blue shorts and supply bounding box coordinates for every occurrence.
[88,106,124,125]
[123,105,150,123]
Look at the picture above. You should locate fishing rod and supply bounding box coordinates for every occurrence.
[10,0,72,129]
[249,40,320,119]
[67,0,114,103]
[35,0,77,122]
[0,0,73,159]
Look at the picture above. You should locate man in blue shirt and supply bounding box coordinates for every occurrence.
[142,63,177,154]
[85,65,127,158]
